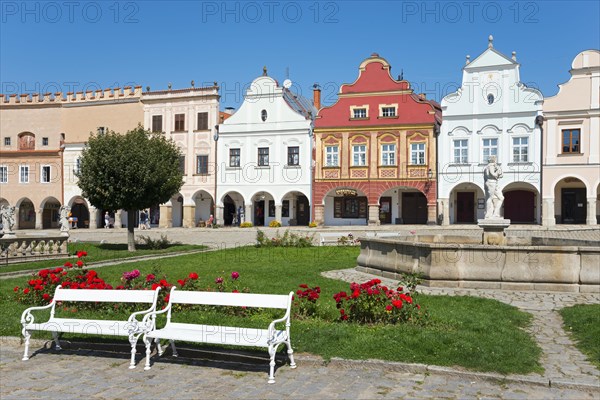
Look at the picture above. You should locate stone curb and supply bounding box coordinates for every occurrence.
[3,336,597,393]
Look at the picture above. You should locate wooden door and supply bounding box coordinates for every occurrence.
[504,190,535,223]
[456,192,475,223]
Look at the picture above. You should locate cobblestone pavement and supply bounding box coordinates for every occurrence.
[324,269,600,389]
[1,337,598,400]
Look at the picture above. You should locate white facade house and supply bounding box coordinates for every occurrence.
[216,73,315,227]
[142,85,220,228]
[438,36,543,224]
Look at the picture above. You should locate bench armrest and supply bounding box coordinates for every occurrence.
[21,302,54,325]
[141,302,171,324]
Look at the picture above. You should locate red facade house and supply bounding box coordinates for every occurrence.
[312,53,441,225]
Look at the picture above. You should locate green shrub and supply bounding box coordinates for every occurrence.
[137,234,180,249]
[256,229,314,247]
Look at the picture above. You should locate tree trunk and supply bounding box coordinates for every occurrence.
[127,209,136,251]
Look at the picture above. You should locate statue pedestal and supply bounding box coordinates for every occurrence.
[60,231,70,237]
[1,231,16,239]
[478,219,510,245]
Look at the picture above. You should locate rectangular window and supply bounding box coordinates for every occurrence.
[42,137,49,146]
[482,138,498,161]
[152,115,163,132]
[334,197,368,219]
[179,156,186,174]
[75,157,82,175]
[197,112,208,130]
[325,145,339,167]
[230,148,240,167]
[381,107,396,117]
[353,108,367,119]
[196,155,209,174]
[258,147,269,166]
[3,137,10,146]
[0,166,7,183]
[352,144,367,166]
[97,127,107,135]
[410,143,426,165]
[174,113,185,131]
[20,165,29,183]
[453,139,468,164]
[381,144,396,166]
[41,165,51,183]
[513,137,529,162]
[282,200,290,217]
[287,146,299,166]
[562,129,580,153]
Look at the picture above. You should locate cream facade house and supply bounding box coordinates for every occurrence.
[438,37,543,225]
[0,87,144,229]
[216,72,315,227]
[142,85,220,228]
[542,50,600,225]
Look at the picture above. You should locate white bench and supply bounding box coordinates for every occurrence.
[21,285,161,369]
[319,232,347,246]
[142,288,296,384]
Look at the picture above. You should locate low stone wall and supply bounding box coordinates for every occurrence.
[0,236,69,263]
[356,237,600,293]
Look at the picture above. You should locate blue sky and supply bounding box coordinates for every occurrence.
[1,1,599,109]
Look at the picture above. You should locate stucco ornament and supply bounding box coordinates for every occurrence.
[483,155,504,219]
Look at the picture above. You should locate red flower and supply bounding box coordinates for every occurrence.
[386,305,393,311]
[38,269,50,278]
[392,300,403,309]
[23,288,30,294]
[232,289,239,293]
[351,290,360,299]
[76,250,88,258]
[188,272,198,280]
[159,279,168,287]
[177,279,186,287]
[64,262,73,268]
[13,286,19,292]
[299,284,308,289]
[33,285,44,291]
[164,294,170,303]
[42,293,51,301]
[151,283,160,290]
[341,314,348,321]
[76,260,84,267]
[339,309,345,315]
[146,274,155,282]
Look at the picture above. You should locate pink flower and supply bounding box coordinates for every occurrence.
[215,277,224,284]
[231,271,239,280]
[146,274,155,282]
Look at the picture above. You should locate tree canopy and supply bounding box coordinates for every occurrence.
[77,125,183,250]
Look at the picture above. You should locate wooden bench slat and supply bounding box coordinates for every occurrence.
[170,291,290,309]
[54,287,157,303]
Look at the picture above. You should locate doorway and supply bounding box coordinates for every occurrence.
[296,196,310,226]
[402,192,427,224]
[379,196,392,224]
[561,188,586,223]
[223,195,236,226]
[456,192,475,223]
[504,190,535,223]
[254,200,265,226]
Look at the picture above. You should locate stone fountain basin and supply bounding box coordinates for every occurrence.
[356,235,600,293]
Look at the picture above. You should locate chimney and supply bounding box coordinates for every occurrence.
[313,83,321,110]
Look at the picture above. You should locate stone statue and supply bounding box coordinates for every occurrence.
[483,155,504,219]
[0,205,16,232]
[58,206,71,233]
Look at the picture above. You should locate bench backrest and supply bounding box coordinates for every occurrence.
[53,285,160,303]
[169,289,292,309]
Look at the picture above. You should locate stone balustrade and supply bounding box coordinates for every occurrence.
[0,236,69,262]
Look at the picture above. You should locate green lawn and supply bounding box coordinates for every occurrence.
[560,304,600,369]
[0,246,542,375]
[0,241,206,274]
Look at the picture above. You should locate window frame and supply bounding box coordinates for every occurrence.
[19,165,29,183]
[229,148,241,168]
[0,165,7,183]
[453,139,469,164]
[325,145,339,167]
[561,129,581,154]
[178,155,186,174]
[287,146,300,166]
[352,144,367,166]
[381,106,396,117]
[196,155,209,175]
[197,112,209,131]
[42,137,49,146]
[152,115,163,133]
[258,147,269,167]
[512,137,529,162]
[174,113,185,132]
[41,165,51,183]
[3,137,10,146]
[410,143,426,165]
[353,108,367,119]
[381,143,396,166]
[482,138,498,162]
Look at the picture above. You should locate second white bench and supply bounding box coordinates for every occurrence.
[142,287,296,383]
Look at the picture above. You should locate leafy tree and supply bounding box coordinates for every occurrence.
[77,125,183,251]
